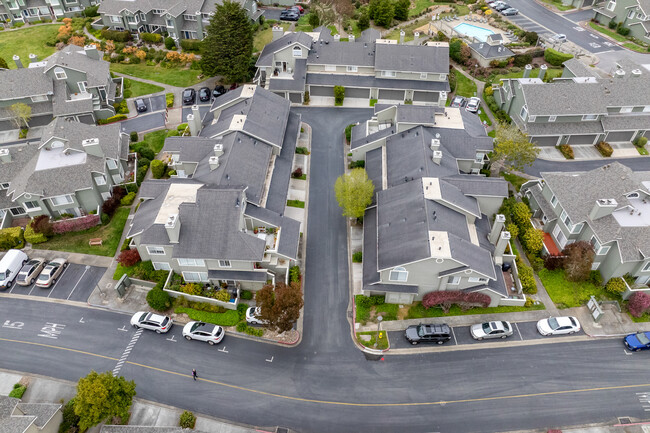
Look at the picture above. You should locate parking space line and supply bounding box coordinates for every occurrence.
[47,266,68,298]
[450,327,458,346]
[27,283,38,296]
[66,266,89,301]
[514,322,523,341]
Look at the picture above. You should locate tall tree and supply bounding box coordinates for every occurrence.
[493,122,540,171]
[74,371,136,432]
[373,0,394,27]
[335,167,374,219]
[394,0,410,21]
[255,282,304,333]
[9,103,32,129]
[357,8,370,31]
[562,241,594,282]
[201,1,253,83]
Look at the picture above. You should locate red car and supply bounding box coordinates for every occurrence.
[290,5,304,13]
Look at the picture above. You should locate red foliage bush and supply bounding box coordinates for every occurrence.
[102,196,121,217]
[31,215,53,236]
[543,255,564,271]
[117,248,141,267]
[628,292,650,318]
[51,214,100,234]
[422,290,492,312]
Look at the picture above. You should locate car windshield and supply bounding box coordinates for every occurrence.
[482,323,491,333]
[417,326,425,337]
[19,265,33,274]
[183,90,192,97]
[636,332,650,345]
[190,322,203,332]
[0,272,5,280]
[548,317,560,330]
[37,272,49,281]
[161,317,169,327]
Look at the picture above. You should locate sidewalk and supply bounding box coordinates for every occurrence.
[0,369,269,433]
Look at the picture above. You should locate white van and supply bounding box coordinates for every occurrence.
[0,249,29,290]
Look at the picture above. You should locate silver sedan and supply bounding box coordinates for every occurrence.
[470,321,514,340]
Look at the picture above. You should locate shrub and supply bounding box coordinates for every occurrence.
[59,399,80,433]
[113,99,128,115]
[349,160,365,169]
[50,216,100,235]
[505,223,519,239]
[521,227,544,254]
[0,227,25,250]
[516,256,537,293]
[605,277,627,297]
[633,136,647,148]
[24,223,48,244]
[295,146,310,155]
[97,114,127,125]
[352,251,363,262]
[558,144,574,159]
[544,254,564,270]
[236,321,264,336]
[334,85,345,105]
[526,251,544,271]
[303,91,310,105]
[150,160,166,179]
[140,32,163,44]
[240,290,253,300]
[562,240,595,282]
[595,141,613,157]
[164,37,176,50]
[83,5,100,16]
[292,167,303,178]
[179,411,196,429]
[101,29,131,42]
[180,283,204,296]
[345,124,355,143]
[522,31,538,45]
[356,295,385,308]
[628,292,650,317]
[146,288,172,311]
[289,265,301,283]
[8,384,26,399]
[212,289,230,302]
[422,290,492,312]
[121,192,136,206]
[616,26,630,36]
[31,214,53,236]
[117,249,141,267]
[589,270,603,286]
[180,39,202,52]
[544,48,573,66]
[137,146,155,161]
[511,202,532,229]
[608,20,617,29]
[165,93,174,107]
[102,196,121,217]
[512,53,532,67]
[130,131,138,142]
[101,213,110,225]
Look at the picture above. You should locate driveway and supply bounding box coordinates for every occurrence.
[119,112,166,134]
[134,95,166,114]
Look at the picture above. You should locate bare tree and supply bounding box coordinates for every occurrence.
[9,103,31,129]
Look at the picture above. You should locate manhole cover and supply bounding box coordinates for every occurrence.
[618,417,632,424]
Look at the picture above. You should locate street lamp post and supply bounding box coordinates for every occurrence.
[375,315,383,348]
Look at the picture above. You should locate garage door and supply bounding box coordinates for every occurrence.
[378,89,405,101]
[531,136,560,147]
[605,131,635,142]
[567,134,598,145]
[289,92,302,103]
[413,91,438,103]
[345,87,370,99]
[310,86,334,97]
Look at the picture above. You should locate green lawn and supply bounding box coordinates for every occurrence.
[538,268,608,309]
[500,172,528,192]
[123,78,164,98]
[110,63,204,87]
[385,17,435,42]
[488,130,496,138]
[356,331,389,350]
[131,130,168,154]
[253,22,291,52]
[623,42,649,53]
[295,14,314,32]
[453,68,477,98]
[538,0,575,11]
[588,22,627,42]
[406,302,545,319]
[36,207,130,257]
[408,1,470,17]
[0,25,59,69]
[478,107,492,126]
[287,199,305,208]
[491,67,564,83]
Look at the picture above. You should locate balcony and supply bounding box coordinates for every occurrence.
[254,226,278,252]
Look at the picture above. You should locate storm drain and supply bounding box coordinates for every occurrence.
[618,416,632,424]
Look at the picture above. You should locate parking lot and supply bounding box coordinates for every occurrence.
[8,263,106,302]
[136,95,167,114]
[388,320,585,349]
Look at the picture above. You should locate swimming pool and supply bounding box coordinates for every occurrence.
[453,23,495,42]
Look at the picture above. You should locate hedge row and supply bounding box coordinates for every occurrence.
[24,224,47,244]
[174,307,240,326]
[140,33,163,44]
[52,214,100,234]
[0,227,24,250]
[544,48,573,66]
[100,29,132,42]
[98,114,127,125]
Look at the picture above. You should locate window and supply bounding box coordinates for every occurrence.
[520,105,528,120]
[166,18,174,27]
[324,65,336,72]
[110,15,121,23]
[23,201,40,211]
[548,115,557,122]
[590,236,610,255]
[591,262,601,270]
[183,14,197,21]
[202,13,212,20]
[293,46,301,57]
[628,9,635,18]
[50,194,74,206]
[101,192,111,200]
[147,246,165,255]
[468,277,488,283]
[643,106,650,113]
[550,195,558,207]
[0,182,9,189]
[182,30,197,39]
[94,175,106,186]
[152,9,164,14]
[382,70,396,77]
[643,262,650,272]
[126,15,137,23]
[439,74,445,80]
[7,0,18,9]
[153,262,171,271]
[560,210,573,231]
[107,159,118,170]
[139,13,145,21]
[177,258,205,267]
[606,0,615,11]
[389,266,408,282]
[31,95,48,102]
[448,276,460,285]
[571,222,583,234]
[219,260,231,268]
[182,271,208,282]
[54,67,67,80]
[346,65,358,72]
[552,224,567,249]
[475,152,485,163]
[529,115,537,122]
[10,207,26,216]
[582,114,598,120]
[619,107,633,113]
[420,72,427,79]
[78,81,87,93]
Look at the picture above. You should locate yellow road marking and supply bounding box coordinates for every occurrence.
[3,336,647,407]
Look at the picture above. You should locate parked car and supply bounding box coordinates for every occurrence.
[537,316,581,336]
[183,321,225,345]
[470,321,513,340]
[551,33,567,42]
[290,4,304,12]
[134,98,147,113]
[16,258,46,286]
[501,7,518,15]
[130,311,173,333]
[213,85,227,98]
[488,0,503,6]
[279,10,300,21]
[404,323,452,345]
[35,258,67,288]
[0,249,28,290]
[198,87,211,102]
[246,307,267,326]
[450,95,467,108]
[494,3,510,10]
[182,88,196,105]
[466,97,481,113]
[624,331,650,351]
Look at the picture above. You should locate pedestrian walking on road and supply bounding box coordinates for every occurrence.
[192,369,197,381]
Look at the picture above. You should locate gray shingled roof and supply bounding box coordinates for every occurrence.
[265,111,301,214]
[541,162,650,262]
[365,283,419,293]
[358,28,381,43]
[244,204,300,260]
[602,114,650,131]
[0,67,52,100]
[439,179,480,217]
[207,269,268,281]
[525,182,557,220]
[365,147,383,203]
[0,416,34,433]
[468,42,513,60]
[521,80,607,116]
[14,403,61,428]
[98,0,244,17]
[45,45,110,88]
[307,40,376,67]
[52,80,94,117]
[256,32,313,67]
[306,73,450,92]
[444,176,509,198]
[363,206,380,285]
[375,43,449,74]
[526,120,603,136]
[0,397,18,419]
[562,58,599,78]
[268,58,307,92]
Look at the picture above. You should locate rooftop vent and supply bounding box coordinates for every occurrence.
[631,69,642,77]
[209,156,220,171]
[165,214,177,228]
[82,138,99,147]
[430,138,440,150]
[0,148,10,162]
[213,143,224,157]
[432,150,442,165]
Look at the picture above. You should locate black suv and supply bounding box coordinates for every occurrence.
[405,323,452,345]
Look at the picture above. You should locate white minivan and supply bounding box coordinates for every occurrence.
[0,249,29,290]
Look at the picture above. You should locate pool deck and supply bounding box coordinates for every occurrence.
[426,17,515,44]
[453,22,497,42]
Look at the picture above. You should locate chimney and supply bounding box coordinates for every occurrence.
[349,34,355,43]
[82,137,103,157]
[489,214,506,245]
[631,69,642,78]
[432,150,442,165]
[589,199,617,221]
[28,53,38,64]
[334,34,341,42]
[13,55,23,69]
[165,214,181,244]
[187,114,198,136]
[399,30,405,44]
[523,64,532,78]
[187,105,201,135]
[213,143,223,157]
[272,25,284,42]
[84,45,99,61]
[494,231,511,265]
[430,138,440,151]
[413,32,420,44]
[539,64,547,81]
[0,148,10,163]
[209,156,220,171]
